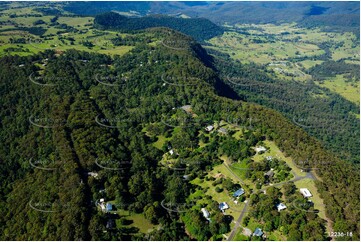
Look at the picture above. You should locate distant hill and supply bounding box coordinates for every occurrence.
[65,1,359,33]
[94,12,224,41]
[63,1,151,16]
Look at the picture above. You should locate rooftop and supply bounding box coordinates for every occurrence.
[277,203,287,212]
[253,228,263,237]
[106,203,112,211]
[219,202,229,211]
[205,125,214,131]
[201,208,210,219]
[233,188,245,197]
[265,170,274,177]
[255,146,267,153]
[300,188,312,197]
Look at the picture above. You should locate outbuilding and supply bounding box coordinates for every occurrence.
[300,188,312,198]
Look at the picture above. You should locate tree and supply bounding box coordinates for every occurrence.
[288,228,302,240]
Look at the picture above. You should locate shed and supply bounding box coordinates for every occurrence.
[300,188,312,198]
[201,208,210,219]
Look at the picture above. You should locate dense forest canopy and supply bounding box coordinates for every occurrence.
[94,12,224,41]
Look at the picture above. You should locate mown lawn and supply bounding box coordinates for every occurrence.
[116,209,156,233]
[294,178,326,220]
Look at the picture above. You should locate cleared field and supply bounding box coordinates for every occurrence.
[252,140,304,177]
[316,75,360,104]
[294,178,327,221]
[117,209,156,233]
[153,135,169,149]
[300,59,324,69]
[207,33,324,65]
[57,16,93,26]
[207,23,359,105]
[0,7,136,57]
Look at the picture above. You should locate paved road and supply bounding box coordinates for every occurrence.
[227,201,250,241]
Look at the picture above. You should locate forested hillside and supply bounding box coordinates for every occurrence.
[206,50,360,164]
[94,12,224,41]
[0,28,359,240]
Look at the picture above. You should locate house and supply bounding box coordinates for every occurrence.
[18,64,24,67]
[300,188,312,198]
[106,203,112,212]
[169,149,175,155]
[100,198,105,203]
[253,228,263,237]
[205,125,214,132]
[87,172,98,178]
[218,127,228,135]
[266,156,273,161]
[265,170,274,179]
[201,208,210,220]
[255,146,267,153]
[277,203,287,212]
[233,188,245,198]
[219,202,229,212]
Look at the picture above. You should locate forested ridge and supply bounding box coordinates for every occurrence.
[94,12,224,42]
[0,28,359,240]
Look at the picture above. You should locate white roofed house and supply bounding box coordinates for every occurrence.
[255,146,267,154]
[276,203,287,212]
[300,188,312,198]
[201,208,210,220]
[87,172,98,178]
[205,125,214,132]
[219,202,229,212]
